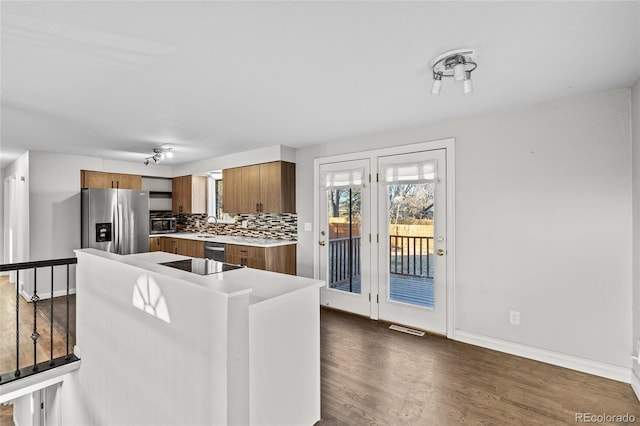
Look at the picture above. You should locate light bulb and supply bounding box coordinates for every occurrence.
[431,72,443,95]
[463,71,473,94]
[165,150,174,158]
[158,152,165,160]
[454,62,465,81]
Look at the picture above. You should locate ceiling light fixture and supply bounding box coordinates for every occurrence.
[144,147,173,166]
[431,48,477,95]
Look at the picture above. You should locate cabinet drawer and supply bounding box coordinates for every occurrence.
[227,244,266,270]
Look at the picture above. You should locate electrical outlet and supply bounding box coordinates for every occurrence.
[304,222,312,232]
[241,220,248,229]
[509,310,520,325]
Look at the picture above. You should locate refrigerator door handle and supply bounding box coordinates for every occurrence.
[114,192,121,254]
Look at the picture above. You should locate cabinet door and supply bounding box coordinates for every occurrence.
[226,244,243,265]
[81,170,142,190]
[260,161,295,213]
[227,244,265,269]
[172,176,190,213]
[81,170,112,188]
[264,245,297,275]
[241,165,261,213]
[162,237,178,254]
[246,245,266,270]
[222,168,241,213]
[190,176,207,214]
[113,173,142,190]
[177,239,204,258]
[173,176,207,214]
[223,166,260,213]
[149,237,162,252]
[259,162,281,213]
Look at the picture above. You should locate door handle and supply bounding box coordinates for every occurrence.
[319,240,326,246]
[437,249,445,256]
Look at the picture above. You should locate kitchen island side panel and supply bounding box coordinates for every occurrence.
[249,286,322,426]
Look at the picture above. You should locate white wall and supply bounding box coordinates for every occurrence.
[632,77,640,382]
[0,167,4,268]
[172,144,296,176]
[296,90,632,369]
[4,152,30,266]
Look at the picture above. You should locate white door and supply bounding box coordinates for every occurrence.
[377,149,447,333]
[318,159,371,317]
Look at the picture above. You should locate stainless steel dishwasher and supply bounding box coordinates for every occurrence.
[204,241,226,262]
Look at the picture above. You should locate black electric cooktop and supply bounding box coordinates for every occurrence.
[160,259,244,275]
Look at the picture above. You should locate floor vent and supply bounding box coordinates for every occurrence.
[389,324,425,337]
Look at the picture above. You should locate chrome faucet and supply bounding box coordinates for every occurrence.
[206,216,218,235]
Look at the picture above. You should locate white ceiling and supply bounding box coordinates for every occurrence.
[1,1,639,169]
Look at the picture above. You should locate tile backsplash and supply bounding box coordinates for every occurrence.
[175,213,297,240]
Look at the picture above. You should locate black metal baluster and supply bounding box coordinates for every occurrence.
[65,264,70,360]
[413,238,416,276]
[393,236,398,274]
[427,238,431,277]
[31,268,40,371]
[419,237,424,276]
[14,270,20,377]
[49,265,54,366]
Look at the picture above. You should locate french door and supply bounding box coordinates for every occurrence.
[318,159,371,316]
[377,150,447,333]
[317,144,451,334]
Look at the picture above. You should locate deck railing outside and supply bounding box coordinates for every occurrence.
[328,235,434,286]
[390,235,434,278]
[0,257,79,386]
[328,236,361,285]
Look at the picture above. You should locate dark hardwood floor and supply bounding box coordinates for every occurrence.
[1,276,639,425]
[319,307,640,425]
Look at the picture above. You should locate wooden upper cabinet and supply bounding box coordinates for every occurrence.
[221,167,241,213]
[222,161,295,214]
[81,170,142,190]
[172,175,207,214]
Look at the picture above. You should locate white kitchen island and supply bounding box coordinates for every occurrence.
[59,249,324,426]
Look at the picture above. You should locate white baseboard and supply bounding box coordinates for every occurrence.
[454,330,631,383]
[20,288,76,301]
[631,370,640,401]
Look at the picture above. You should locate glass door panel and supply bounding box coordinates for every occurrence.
[327,187,362,294]
[388,181,435,308]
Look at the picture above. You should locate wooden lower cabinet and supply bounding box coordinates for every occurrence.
[157,237,204,257]
[177,239,204,258]
[149,237,162,252]
[161,237,178,254]
[153,238,295,274]
[227,244,296,275]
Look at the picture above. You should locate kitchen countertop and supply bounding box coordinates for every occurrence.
[83,249,322,304]
[148,232,297,248]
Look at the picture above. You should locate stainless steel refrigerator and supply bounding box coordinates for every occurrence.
[81,188,149,255]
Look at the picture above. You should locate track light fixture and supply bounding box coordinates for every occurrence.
[144,147,173,166]
[430,48,477,95]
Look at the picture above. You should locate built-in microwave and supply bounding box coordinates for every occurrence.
[150,217,176,234]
